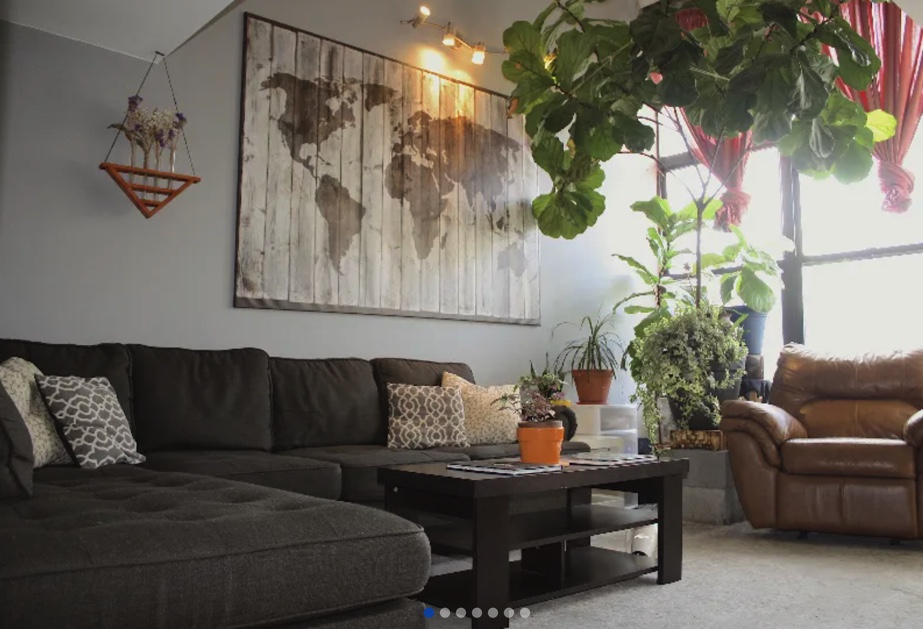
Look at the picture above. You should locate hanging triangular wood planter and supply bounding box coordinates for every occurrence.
[100,162,201,219]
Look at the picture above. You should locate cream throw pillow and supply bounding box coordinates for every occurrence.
[0,357,71,467]
[441,372,520,445]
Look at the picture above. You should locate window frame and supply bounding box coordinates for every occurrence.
[660,147,923,345]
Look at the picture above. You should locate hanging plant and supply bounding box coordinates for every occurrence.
[503,0,896,240]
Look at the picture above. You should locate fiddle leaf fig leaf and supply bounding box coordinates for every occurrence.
[760,1,800,39]
[866,109,897,143]
[630,9,683,60]
[832,141,874,183]
[659,69,698,107]
[554,29,595,89]
[714,39,746,76]
[504,21,544,56]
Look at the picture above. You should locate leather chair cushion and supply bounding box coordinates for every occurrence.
[800,399,916,439]
[782,438,916,479]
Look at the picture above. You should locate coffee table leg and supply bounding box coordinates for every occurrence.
[657,473,683,584]
[472,496,510,629]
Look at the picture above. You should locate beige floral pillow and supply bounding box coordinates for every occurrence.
[442,372,520,445]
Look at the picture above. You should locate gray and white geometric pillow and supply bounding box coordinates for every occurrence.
[35,375,145,469]
[0,357,71,468]
[387,384,469,450]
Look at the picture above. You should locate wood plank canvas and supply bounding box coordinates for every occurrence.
[235,14,541,325]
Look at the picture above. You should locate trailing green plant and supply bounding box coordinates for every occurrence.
[632,304,747,444]
[503,0,896,240]
[553,312,624,374]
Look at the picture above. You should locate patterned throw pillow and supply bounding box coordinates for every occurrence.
[35,375,145,470]
[0,358,71,467]
[442,372,521,445]
[387,384,469,450]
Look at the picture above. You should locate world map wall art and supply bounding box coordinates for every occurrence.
[234,14,541,324]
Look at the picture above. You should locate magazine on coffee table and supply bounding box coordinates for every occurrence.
[565,452,658,466]
[446,461,563,476]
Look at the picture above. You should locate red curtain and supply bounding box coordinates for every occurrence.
[832,1,923,213]
[675,8,753,229]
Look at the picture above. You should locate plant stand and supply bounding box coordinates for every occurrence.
[660,449,745,525]
[100,163,200,219]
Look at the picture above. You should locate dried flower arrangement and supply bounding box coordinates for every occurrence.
[109,95,187,174]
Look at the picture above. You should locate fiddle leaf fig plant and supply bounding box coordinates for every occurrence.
[504,0,895,240]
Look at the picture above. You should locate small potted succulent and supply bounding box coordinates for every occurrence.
[497,369,567,465]
[554,313,624,404]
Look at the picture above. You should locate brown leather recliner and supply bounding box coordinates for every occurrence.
[721,344,923,539]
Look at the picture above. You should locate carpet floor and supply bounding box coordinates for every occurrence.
[426,521,923,629]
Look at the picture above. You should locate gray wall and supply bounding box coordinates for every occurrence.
[0,0,652,401]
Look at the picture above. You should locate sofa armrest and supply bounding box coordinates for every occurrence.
[720,400,807,446]
[904,410,923,447]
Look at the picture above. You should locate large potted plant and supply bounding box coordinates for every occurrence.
[633,304,747,435]
[554,313,624,404]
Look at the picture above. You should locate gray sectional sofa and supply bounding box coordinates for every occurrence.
[0,338,588,629]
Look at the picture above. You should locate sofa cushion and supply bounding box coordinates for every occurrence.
[432,440,592,460]
[0,338,132,426]
[36,375,145,469]
[370,358,475,432]
[139,450,341,500]
[1,466,430,629]
[271,357,383,450]
[0,358,71,467]
[285,445,468,502]
[129,345,272,452]
[0,384,33,499]
[799,399,917,440]
[781,438,916,479]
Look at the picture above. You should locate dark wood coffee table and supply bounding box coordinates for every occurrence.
[379,457,689,629]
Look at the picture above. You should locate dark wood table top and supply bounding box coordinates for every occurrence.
[379,457,689,498]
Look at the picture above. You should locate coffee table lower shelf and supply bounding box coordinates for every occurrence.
[421,546,658,609]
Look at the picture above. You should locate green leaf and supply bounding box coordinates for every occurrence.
[624,305,656,315]
[700,252,726,269]
[554,29,595,89]
[866,109,897,143]
[576,165,606,191]
[794,60,829,119]
[714,39,746,76]
[691,0,730,37]
[615,254,658,285]
[658,69,698,107]
[702,198,722,221]
[809,118,835,158]
[532,135,566,173]
[544,103,577,133]
[832,141,873,183]
[753,111,792,143]
[631,197,672,229]
[630,9,683,60]
[720,273,737,304]
[760,1,800,39]
[737,267,777,312]
[504,21,544,56]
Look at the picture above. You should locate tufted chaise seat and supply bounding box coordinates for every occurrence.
[0,466,431,629]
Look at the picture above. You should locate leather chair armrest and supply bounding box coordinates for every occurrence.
[904,410,923,447]
[720,400,807,446]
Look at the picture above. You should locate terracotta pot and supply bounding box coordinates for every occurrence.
[572,369,614,404]
[518,420,565,465]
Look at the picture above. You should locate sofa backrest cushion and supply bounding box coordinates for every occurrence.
[370,358,475,429]
[0,339,133,426]
[129,345,272,452]
[771,344,923,438]
[270,357,382,449]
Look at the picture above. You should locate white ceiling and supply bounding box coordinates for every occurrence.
[1,0,921,62]
[0,0,237,60]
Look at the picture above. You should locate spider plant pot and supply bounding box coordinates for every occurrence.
[572,369,614,404]
[518,420,565,465]
[725,306,769,355]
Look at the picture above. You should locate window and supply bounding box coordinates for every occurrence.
[659,120,923,360]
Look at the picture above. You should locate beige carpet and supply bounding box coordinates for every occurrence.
[427,522,923,629]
